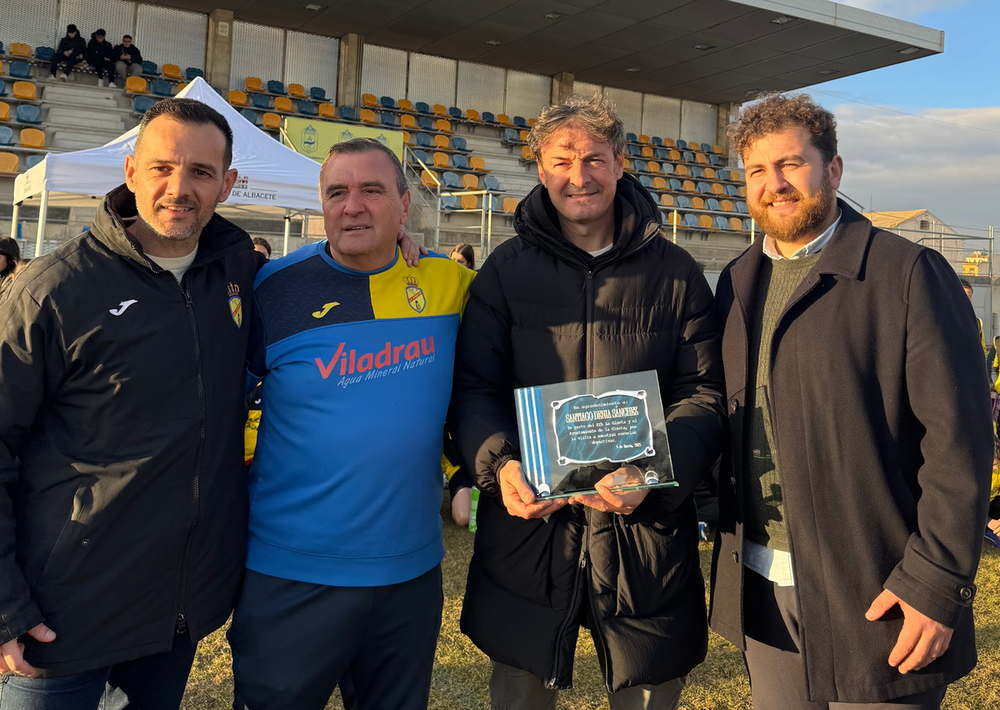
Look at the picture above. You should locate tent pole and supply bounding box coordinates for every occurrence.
[10,202,19,241]
[35,191,49,258]
[283,211,291,257]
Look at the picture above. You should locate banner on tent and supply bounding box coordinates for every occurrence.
[283,118,405,162]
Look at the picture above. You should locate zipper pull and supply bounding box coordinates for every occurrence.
[175,612,188,634]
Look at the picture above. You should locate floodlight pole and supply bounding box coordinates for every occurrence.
[35,191,49,258]
[283,211,291,257]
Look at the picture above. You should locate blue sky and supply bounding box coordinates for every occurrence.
[793,0,1000,237]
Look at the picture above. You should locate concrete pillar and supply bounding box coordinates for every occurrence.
[551,71,574,105]
[337,33,364,109]
[717,102,739,166]
[206,9,234,92]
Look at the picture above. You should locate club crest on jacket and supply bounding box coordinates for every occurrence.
[228,282,242,328]
[404,275,425,313]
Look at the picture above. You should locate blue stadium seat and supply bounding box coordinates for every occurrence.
[410,149,428,165]
[706,198,721,211]
[415,133,432,148]
[442,171,460,188]
[34,47,54,61]
[683,213,699,228]
[654,148,668,160]
[503,128,518,143]
[651,136,663,146]
[632,159,647,172]
[26,154,44,168]
[452,154,469,170]
[512,116,526,127]
[661,163,674,175]
[448,106,463,120]
[132,96,155,114]
[0,42,4,55]
[0,126,14,145]
[414,101,430,114]
[484,175,501,192]
[725,184,740,197]
[668,178,682,191]
[152,79,172,97]
[481,111,496,123]
[0,82,6,98]
[380,96,396,109]
[675,139,687,149]
[626,132,637,143]
[339,106,356,121]
[185,67,203,80]
[251,93,270,110]
[691,167,704,178]
[488,195,500,212]
[15,104,40,124]
[709,154,721,165]
[682,151,695,163]
[240,108,259,125]
[697,181,711,194]
[142,61,159,76]
[10,61,32,80]
[451,136,467,152]
[378,112,395,126]
[309,86,326,101]
[714,216,729,229]
[440,195,458,210]
[417,116,434,131]
[267,80,285,95]
[626,144,640,156]
[675,195,691,209]
[736,201,748,214]
[298,100,317,116]
[744,218,753,231]
[639,175,653,189]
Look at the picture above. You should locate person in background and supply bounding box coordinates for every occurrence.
[0,237,21,300]
[86,29,115,88]
[50,24,86,82]
[961,279,986,359]
[113,35,143,89]
[251,237,272,259]
[449,242,475,270]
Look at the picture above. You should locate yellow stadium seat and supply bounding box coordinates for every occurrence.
[660,193,675,208]
[10,43,31,58]
[662,138,675,147]
[461,173,478,190]
[162,64,182,80]
[503,197,518,214]
[262,113,280,130]
[400,114,416,129]
[666,210,680,226]
[696,153,709,164]
[359,108,377,124]
[460,194,478,210]
[274,96,292,113]
[0,152,18,175]
[721,199,734,212]
[402,131,411,145]
[245,77,263,92]
[713,144,724,155]
[730,217,744,230]
[12,82,37,101]
[432,152,451,169]
[703,168,716,179]
[465,108,480,122]
[692,197,705,210]
[623,158,633,172]
[682,180,696,192]
[739,186,747,197]
[521,145,533,161]
[432,104,448,117]
[519,129,529,142]
[668,149,681,162]
[653,177,666,191]
[433,134,450,150]
[126,76,148,94]
[435,119,452,134]
[420,170,438,188]
[468,155,487,172]
[641,146,653,158]
[698,214,713,229]
[177,82,188,92]
[674,164,689,177]
[710,183,725,196]
[638,134,650,145]
[288,83,306,99]
[20,128,46,149]
[318,103,336,119]
[0,102,9,121]
[362,93,378,107]
[496,114,512,126]
[398,98,414,112]
[646,161,659,174]
[527,118,537,127]
[229,90,248,106]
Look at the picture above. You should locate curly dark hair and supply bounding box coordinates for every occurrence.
[728,93,838,165]
[0,237,21,278]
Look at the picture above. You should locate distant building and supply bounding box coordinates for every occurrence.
[863,210,964,274]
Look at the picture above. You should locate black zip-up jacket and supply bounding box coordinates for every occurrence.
[86,37,114,66]
[112,43,142,67]
[450,174,725,692]
[55,34,86,61]
[0,185,259,676]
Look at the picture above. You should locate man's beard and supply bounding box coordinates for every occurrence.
[137,200,207,244]
[748,173,836,243]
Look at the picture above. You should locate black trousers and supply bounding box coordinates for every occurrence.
[91,58,114,80]
[229,565,443,710]
[49,55,82,76]
[742,569,946,710]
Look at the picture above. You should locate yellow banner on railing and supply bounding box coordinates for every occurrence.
[282,117,405,162]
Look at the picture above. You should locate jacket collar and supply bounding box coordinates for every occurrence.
[91,184,252,271]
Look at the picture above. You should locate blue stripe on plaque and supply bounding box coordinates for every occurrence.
[533,387,550,489]
[515,388,535,481]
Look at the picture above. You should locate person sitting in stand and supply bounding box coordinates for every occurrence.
[113,35,143,89]
[50,24,86,82]
[87,29,116,88]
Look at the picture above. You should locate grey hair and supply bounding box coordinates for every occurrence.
[321,137,408,196]
[528,93,626,161]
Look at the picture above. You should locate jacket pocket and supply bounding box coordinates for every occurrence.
[37,482,93,586]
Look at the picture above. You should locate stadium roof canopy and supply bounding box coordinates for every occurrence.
[158,0,942,104]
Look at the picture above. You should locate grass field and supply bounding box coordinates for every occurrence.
[182,508,1000,709]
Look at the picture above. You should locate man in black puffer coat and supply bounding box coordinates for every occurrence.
[450,94,725,708]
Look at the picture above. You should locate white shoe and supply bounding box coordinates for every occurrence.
[108,81,117,89]
[58,73,67,81]
[67,73,75,81]
[98,78,105,87]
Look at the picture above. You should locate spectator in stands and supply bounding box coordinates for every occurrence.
[961,278,987,359]
[50,24,86,82]
[113,34,143,88]
[711,93,990,709]
[450,94,723,709]
[449,242,475,270]
[251,236,271,258]
[0,236,21,302]
[86,29,115,88]
[0,98,259,709]
[229,138,474,710]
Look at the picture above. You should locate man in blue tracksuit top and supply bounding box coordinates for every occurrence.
[229,138,474,710]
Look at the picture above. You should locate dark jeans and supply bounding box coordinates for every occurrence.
[0,632,196,710]
[91,58,114,81]
[230,565,443,710]
[49,56,82,77]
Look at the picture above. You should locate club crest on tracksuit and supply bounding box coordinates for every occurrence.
[404,276,426,313]
[228,283,243,328]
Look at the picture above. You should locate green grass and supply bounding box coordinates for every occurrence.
[181,509,1000,709]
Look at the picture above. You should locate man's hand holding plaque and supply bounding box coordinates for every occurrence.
[498,460,568,519]
[570,465,650,514]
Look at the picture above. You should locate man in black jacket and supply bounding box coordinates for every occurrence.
[451,94,725,708]
[86,29,115,88]
[113,34,143,89]
[0,99,256,709]
[49,24,86,81]
[709,93,991,709]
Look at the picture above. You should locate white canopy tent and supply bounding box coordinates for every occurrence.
[11,77,321,256]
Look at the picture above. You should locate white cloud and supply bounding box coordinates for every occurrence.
[834,0,962,19]
[833,103,1000,237]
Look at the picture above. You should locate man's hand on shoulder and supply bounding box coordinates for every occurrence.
[398,226,428,268]
[866,589,954,674]
[498,460,566,519]
[0,623,56,678]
